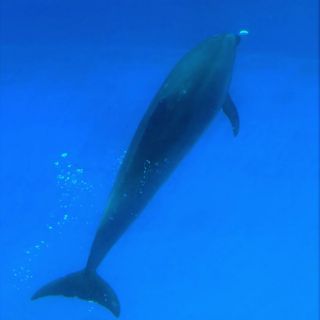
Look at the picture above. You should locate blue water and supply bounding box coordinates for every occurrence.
[1,1,318,319]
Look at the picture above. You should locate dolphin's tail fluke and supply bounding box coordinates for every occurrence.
[31,270,120,317]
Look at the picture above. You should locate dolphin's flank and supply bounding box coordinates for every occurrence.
[32,33,241,317]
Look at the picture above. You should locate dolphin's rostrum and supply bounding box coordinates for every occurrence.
[32,33,241,317]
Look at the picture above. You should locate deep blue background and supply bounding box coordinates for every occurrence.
[1,1,318,319]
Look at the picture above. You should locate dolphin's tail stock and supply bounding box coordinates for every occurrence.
[31,270,120,317]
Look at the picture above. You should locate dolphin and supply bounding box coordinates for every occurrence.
[32,33,241,317]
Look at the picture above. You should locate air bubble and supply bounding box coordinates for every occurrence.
[239,29,249,36]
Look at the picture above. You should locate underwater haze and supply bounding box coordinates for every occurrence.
[1,0,318,319]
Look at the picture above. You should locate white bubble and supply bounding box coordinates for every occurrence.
[239,29,249,36]
[61,152,68,158]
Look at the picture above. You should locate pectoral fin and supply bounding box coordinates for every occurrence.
[222,95,240,136]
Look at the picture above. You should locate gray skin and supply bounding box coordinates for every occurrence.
[86,33,240,271]
[32,33,241,317]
